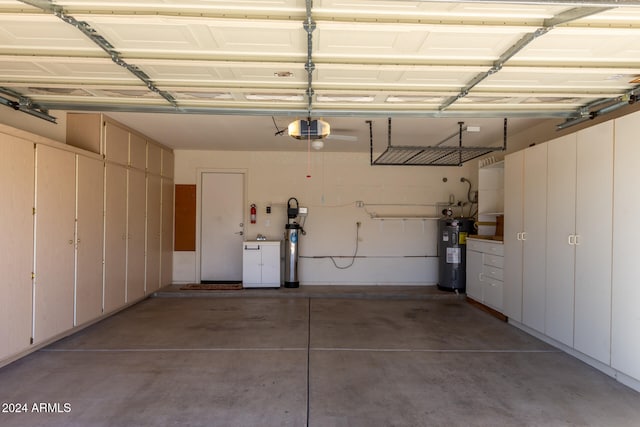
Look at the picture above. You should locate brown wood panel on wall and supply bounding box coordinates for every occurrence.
[174,184,196,251]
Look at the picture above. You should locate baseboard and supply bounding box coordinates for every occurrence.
[508,319,640,393]
[466,297,508,322]
[0,295,151,370]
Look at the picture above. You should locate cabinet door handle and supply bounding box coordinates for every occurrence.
[521,232,527,241]
[574,235,581,245]
[568,235,575,245]
[516,232,522,241]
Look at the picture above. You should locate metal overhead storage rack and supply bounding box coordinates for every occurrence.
[371,118,507,167]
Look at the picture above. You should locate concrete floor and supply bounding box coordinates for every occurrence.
[1,287,639,426]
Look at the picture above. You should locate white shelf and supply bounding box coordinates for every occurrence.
[370,216,440,220]
[478,160,504,236]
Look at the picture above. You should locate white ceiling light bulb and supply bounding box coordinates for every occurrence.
[311,139,324,150]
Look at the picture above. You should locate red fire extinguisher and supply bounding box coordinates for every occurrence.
[250,204,257,224]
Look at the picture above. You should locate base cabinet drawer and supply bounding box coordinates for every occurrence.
[483,265,504,281]
[484,254,504,269]
[466,238,505,312]
[483,278,504,311]
[467,239,504,256]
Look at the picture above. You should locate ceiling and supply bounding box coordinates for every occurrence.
[2,0,640,153]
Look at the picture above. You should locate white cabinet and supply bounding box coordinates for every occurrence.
[104,163,128,313]
[104,120,130,166]
[33,145,76,344]
[66,112,173,292]
[147,143,162,176]
[544,124,614,357]
[499,112,640,389]
[503,143,547,330]
[521,143,548,334]
[243,241,281,288]
[466,238,504,312]
[162,149,174,179]
[477,160,504,236]
[146,175,162,292]
[129,133,146,171]
[503,150,524,322]
[1,120,174,369]
[161,177,174,287]
[545,134,577,347]
[465,249,483,302]
[574,122,613,364]
[75,155,105,326]
[0,133,34,361]
[127,169,147,302]
[612,113,640,381]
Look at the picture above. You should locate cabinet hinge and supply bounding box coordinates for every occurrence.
[32,207,36,215]
[30,337,33,345]
[31,272,35,280]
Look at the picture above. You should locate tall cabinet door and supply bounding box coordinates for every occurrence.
[503,150,524,322]
[33,145,76,343]
[0,136,34,360]
[127,169,146,302]
[521,143,547,334]
[545,134,577,347]
[161,178,174,287]
[574,121,613,364]
[611,114,640,380]
[75,155,105,326]
[104,163,127,313]
[465,249,484,302]
[146,175,162,292]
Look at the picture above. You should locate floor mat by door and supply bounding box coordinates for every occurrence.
[180,283,243,290]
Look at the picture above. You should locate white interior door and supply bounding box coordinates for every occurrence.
[200,172,244,282]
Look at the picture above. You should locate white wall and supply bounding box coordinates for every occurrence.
[175,150,476,285]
